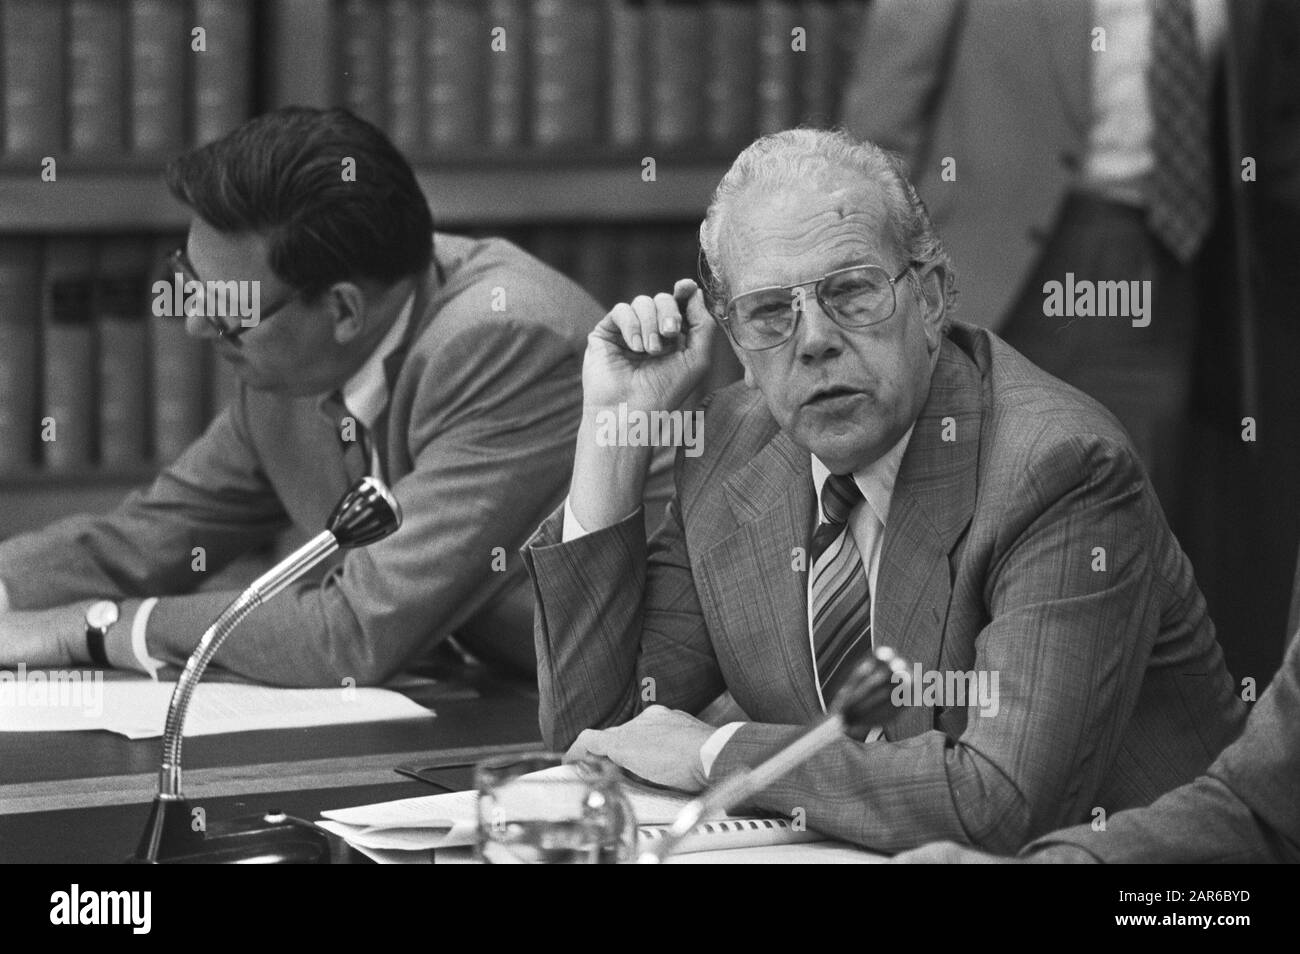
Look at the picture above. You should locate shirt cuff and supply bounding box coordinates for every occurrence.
[699,722,745,778]
[106,597,164,679]
[561,497,590,542]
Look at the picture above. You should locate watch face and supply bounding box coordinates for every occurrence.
[86,600,120,629]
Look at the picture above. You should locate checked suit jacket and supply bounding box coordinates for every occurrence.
[523,323,1247,853]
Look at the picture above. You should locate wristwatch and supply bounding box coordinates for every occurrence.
[84,600,120,667]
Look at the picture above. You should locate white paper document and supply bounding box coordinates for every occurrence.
[0,669,434,738]
[318,764,856,861]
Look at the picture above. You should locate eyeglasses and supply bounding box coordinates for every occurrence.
[164,247,300,346]
[706,261,915,352]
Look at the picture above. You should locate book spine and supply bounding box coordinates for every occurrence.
[648,0,705,147]
[68,0,127,155]
[0,238,42,473]
[757,0,798,134]
[339,0,387,128]
[128,0,188,154]
[1,0,65,156]
[532,0,601,148]
[424,0,482,153]
[485,0,527,148]
[385,0,423,153]
[705,0,757,146]
[41,239,98,472]
[150,238,207,463]
[96,238,151,468]
[606,0,644,149]
[192,0,254,145]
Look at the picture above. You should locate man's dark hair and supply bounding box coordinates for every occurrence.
[166,106,434,299]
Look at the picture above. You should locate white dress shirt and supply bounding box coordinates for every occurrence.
[1081,0,1227,205]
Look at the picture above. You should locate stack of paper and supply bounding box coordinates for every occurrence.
[318,765,843,863]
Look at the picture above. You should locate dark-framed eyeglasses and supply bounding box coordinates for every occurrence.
[703,258,916,352]
[164,247,300,346]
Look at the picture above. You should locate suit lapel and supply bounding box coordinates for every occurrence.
[698,424,822,724]
[875,339,982,738]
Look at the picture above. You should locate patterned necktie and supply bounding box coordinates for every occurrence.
[809,473,873,707]
[321,391,369,483]
[1147,0,1216,262]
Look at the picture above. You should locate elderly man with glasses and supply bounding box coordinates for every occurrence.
[522,129,1247,854]
[0,106,606,686]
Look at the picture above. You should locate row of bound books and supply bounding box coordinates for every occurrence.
[0,0,254,161]
[337,0,869,154]
[0,225,706,475]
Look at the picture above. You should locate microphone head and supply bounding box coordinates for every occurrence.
[829,647,910,737]
[327,476,403,548]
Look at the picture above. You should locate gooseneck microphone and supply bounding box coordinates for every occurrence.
[638,646,912,864]
[133,476,402,864]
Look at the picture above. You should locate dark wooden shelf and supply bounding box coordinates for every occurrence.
[0,467,158,489]
[0,157,728,231]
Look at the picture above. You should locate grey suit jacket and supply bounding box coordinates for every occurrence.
[524,324,1247,853]
[1028,620,1300,863]
[0,233,602,684]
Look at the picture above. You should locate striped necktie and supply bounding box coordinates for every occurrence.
[1147,0,1216,262]
[809,473,873,706]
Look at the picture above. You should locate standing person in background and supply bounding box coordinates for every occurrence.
[841,0,1300,688]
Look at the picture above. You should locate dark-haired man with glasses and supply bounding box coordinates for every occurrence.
[522,129,1246,854]
[0,106,607,686]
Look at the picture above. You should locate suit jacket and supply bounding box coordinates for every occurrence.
[523,324,1247,853]
[840,0,1300,346]
[0,233,602,685]
[1027,617,1300,862]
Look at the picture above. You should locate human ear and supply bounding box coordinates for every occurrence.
[328,282,367,345]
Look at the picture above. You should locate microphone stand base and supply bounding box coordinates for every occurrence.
[131,797,334,864]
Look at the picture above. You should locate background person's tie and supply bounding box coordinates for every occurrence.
[1148,0,1216,262]
[809,473,874,706]
[321,391,370,483]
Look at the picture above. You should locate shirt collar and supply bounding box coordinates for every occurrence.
[810,424,915,528]
[338,291,414,430]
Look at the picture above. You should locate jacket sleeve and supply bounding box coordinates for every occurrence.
[1024,628,1300,863]
[524,470,728,752]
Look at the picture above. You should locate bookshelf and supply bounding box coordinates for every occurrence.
[0,158,729,232]
[0,0,868,540]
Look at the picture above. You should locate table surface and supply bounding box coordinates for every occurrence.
[0,662,544,864]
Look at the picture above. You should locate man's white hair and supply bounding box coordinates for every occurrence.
[698,128,957,327]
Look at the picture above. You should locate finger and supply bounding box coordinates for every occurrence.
[672,277,699,305]
[652,293,681,340]
[679,286,719,355]
[629,294,664,354]
[601,302,645,353]
[566,728,606,761]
